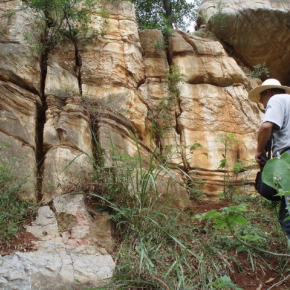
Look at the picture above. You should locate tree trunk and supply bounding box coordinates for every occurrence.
[162,0,173,28]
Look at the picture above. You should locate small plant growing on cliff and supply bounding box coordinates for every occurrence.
[250,62,270,79]
[151,65,183,149]
[217,132,241,200]
[0,9,15,36]
[22,0,114,63]
[208,0,227,31]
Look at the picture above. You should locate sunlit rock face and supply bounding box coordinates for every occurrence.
[0,0,42,93]
[168,31,261,197]
[0,81,40,203]
[80,1,147,136]
[0,0,265,207]
[197,0,290,85]
[138,29,183,164]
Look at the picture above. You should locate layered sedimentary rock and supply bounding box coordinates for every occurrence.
[42,95,93,201]
[80,1,147,136]
[197,0,290,85]
[0,81,40,202]
[45,42,80,96]
[0,1,42,202]
[138,29,183,164]
[0,0,42,93]
[169,30,261,196]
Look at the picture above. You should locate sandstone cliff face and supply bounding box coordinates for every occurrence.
[197,0,290,85]
[0,0,277,288]
[168,30,261,195]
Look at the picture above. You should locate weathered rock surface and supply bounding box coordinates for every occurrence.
[42,95,93,201]
[45,43,80,97]
[0,81,41,202]
[0,0,42,93]
[0,194,115,290]
[139,30,183,164]
[169,30,261,196]
[197,0,290,85]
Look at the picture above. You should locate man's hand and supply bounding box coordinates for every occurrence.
[255,151,266,165]
[256,121,274,165]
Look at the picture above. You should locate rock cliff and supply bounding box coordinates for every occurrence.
[0,0,284,288]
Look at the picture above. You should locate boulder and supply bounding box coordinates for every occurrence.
[197,0,290,85]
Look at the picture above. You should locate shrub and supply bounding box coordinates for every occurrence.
[0,147,33,245]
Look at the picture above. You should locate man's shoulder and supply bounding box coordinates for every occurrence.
[271,94,290,103]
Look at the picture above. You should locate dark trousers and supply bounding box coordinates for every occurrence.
[278,149,290,239]
[279,197,290,239]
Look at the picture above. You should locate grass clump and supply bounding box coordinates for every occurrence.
[0,150,33,246]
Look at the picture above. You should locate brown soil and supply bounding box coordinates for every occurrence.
[0,230,38,256]
[192,199,290,290]
[1,199,290,290]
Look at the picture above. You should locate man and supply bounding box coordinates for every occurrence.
[248,78,290,239]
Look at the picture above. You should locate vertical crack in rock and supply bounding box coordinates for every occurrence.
[74,42,83,96]
[36,40,49,201]
[165,37,185,169]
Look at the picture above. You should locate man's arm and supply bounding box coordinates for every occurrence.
[255,121,274,165]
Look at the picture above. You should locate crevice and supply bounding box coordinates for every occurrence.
[36,32,49,202]
[74,41,82,95]
[137,78,146,89]
[164,38,187,171]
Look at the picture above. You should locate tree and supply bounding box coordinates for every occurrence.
[25,0,98,52]
[129,0,200,33]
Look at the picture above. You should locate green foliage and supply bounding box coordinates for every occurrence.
[0,146,33,244]
[209,275,242,290]
[193,199,286,258]
[232,161,247,175]
[153,38,167,52]
[208,0,227,31]
[217,133,242,200]
[85,135,289,289]
[195,204,248,232]
[129,0,200,34]
[23,0,101,54]
[250,62,270,79]
[262,152,290,199]
[217,132,239,150]
[151,65,183,145]
[190,142,202,152]
[0,9,15,36]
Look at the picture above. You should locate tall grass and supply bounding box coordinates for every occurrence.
[83,134,289,289]
[0,145,33,245]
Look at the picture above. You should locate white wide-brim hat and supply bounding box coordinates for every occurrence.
[248,78,290,103]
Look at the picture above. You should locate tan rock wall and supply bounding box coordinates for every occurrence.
[169,30,260,197]
[0,0,42,93]
[0,0,266,202]
[42,95,93,201]
[0,81,41,202]
[197,0,290,85]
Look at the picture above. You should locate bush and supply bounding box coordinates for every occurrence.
[0,154,33,244]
